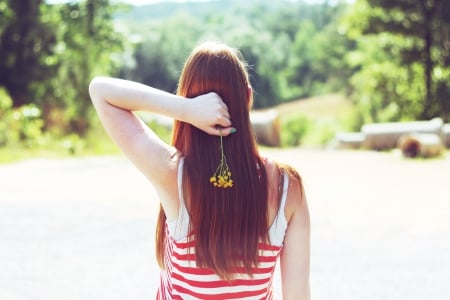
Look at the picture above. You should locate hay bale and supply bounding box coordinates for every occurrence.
[250,109,280,147]
[362,118,443,150]
[334,132,365,149]
[398,133,444,158]
[443,124,450,148]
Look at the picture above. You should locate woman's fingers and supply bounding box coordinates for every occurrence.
[216,113,232,127]
[219,105,230,120]
[210,126,236,137]
[221,126,237,136]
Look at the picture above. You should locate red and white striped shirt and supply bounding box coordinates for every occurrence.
[157,159,289,299]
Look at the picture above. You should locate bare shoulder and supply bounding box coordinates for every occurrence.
[261,157,307,224]
[276,162,306,223]
[150,151,183,220]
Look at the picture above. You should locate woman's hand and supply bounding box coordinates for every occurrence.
[183,92,236,136]
[89,77,235,137]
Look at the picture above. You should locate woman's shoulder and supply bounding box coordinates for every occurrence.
[261,155,302,184]
[262,156,305,222]
[151,151,184,220]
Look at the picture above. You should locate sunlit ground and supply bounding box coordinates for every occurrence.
[0,149,449,299]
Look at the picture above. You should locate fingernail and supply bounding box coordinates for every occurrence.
[230,127,237,134]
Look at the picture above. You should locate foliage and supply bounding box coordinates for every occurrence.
[120,12,201,93]
[285,4,355,99]
[278,93,358,147]
[347,34,425,123]
[0,87,45,148]
[0,0,57,107]
[343,0,450,123]
[0,0,355,151]
[0,0,125,136]
[281,114,342,148]
[3,0,448,156]
[0,87,13,146]
[144,119,172,144]
[44,0,125,134]
[117,0,352,109]
[281,115,313,147]
[0,86,119,162]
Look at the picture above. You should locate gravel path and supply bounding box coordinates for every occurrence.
[0,149,449,300]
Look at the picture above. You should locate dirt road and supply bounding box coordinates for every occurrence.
[1,149,449,299]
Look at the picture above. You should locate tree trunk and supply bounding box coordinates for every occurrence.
[421,2,436,120]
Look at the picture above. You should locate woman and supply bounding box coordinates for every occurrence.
[89,41,310,299]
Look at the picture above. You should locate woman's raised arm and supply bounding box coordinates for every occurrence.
[88,77,233,218]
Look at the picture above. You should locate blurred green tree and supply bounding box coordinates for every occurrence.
[123,13,200,93]
[0,0,124,135]
[285,3,354,100]
[0,0,12,32]
[347,0,450,122]
[0,0,57,107]
[38,0,124,135]
[118,1,355,109]
[346,34,425,123]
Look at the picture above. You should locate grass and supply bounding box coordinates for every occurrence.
[274,94,354,121]
[0,131,120,164]
[265,94,358,147]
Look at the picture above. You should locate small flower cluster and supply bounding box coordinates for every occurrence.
[210,170,233,188]
[210,132,233,188]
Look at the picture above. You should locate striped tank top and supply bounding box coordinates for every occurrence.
[157,159,289,299]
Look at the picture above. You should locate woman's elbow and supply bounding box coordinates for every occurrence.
[88,77,107,103]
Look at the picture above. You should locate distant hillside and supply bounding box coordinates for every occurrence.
[115,1,222,21]
[115,0,298,22]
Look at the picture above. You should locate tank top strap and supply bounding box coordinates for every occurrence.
[268,171,289,246]
[167,157,189,240]
[280,171,289,214]
[177,157,185,202]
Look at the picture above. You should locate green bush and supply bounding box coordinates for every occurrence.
[281,115,312,147]
[16,105,45,147]
[0,87,46,149]
[302,119,338,146]
[0,88,13,146]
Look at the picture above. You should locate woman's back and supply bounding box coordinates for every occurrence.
[157,158,291,299]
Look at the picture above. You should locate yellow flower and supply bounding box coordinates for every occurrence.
[210,131,234,189]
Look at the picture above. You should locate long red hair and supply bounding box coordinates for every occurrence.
[156,42,269,279]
